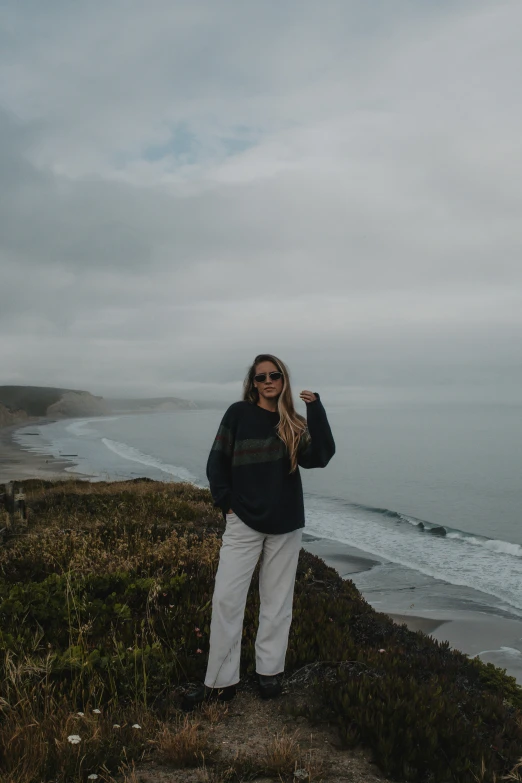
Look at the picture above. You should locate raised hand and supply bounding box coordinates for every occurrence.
[299,390,317,404]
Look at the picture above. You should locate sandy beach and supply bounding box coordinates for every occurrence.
[0,420,79,484]
[302,534,522,684]
[2,421,522,685]
[301,535,450,636]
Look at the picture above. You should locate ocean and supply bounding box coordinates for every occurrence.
[14,402,522,625]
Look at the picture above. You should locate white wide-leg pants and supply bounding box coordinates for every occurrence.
[204,512,303,689]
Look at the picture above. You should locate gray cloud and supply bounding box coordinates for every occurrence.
[1,1,521,402]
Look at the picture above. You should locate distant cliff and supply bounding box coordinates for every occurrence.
[0,386,197,427]
[46,391,110,418]
[0,386,108,424]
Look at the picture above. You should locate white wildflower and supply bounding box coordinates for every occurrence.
[92,708,101,714]
[132,723,142,729]
[88,776,99,780]
[67,734,81,744]
[113,724,121,729]
[76,712,84,717]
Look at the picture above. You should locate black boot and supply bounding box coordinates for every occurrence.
[181,683,237,711]
[258,674,282,700]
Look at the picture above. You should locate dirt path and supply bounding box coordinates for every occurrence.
[134,688,390,783]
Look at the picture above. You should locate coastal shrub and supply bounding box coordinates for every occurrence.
[0,478,521,783]
[325,665,521,782]
[0,664,157,783]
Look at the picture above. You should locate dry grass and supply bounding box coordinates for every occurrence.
[195,765,231,783]
[263,728,301,778]
[504,758,522,781]
[0,690,158,783]
[0,479,222,583]
[201,729,326,783]
[215,751,266,782]
[97,761,141,783]
[121,772,141,783]
[156,715,215,768]
[200,699,230,725]
[294,736,328,782]
[260,729,326,781]
[0,648,158,783]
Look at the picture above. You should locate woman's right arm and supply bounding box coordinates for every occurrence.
[206,406,236,514]
[297,394,335,469]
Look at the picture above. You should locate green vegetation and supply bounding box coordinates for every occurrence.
[0,386,79,416]
[0,479,521,782]
[0,386,195,418]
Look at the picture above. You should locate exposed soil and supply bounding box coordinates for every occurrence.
[134,678,391,783]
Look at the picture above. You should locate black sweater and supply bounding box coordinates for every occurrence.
[206,395,335,534]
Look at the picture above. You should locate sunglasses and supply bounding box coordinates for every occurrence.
[254,371,283,383]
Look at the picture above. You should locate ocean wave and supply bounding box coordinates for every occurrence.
[351,502,403,520]
[456,535,522,558]
[353,502,522,559]
[304,493,522,615]
[474,647,522,659]
[66,417,121,436]
[101,438,200,485]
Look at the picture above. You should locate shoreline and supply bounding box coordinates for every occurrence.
[2,423,522,684]
[301,533,522,684]
[0,419,82,485]
[301,534,449,636]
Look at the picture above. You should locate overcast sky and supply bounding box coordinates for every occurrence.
[1,0,521,405]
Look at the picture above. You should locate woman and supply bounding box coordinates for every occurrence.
[182,354,335,710]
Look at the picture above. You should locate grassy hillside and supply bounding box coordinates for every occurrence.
[0,385,82,416]
[0,479,521,783]
[0,387,196,420]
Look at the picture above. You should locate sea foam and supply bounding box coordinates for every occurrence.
[66,417,120,437]
[304,495,522,616]
[400,512,522,559]
[101,438,200,485]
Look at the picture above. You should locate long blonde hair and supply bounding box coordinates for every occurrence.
[243,354,307,473]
